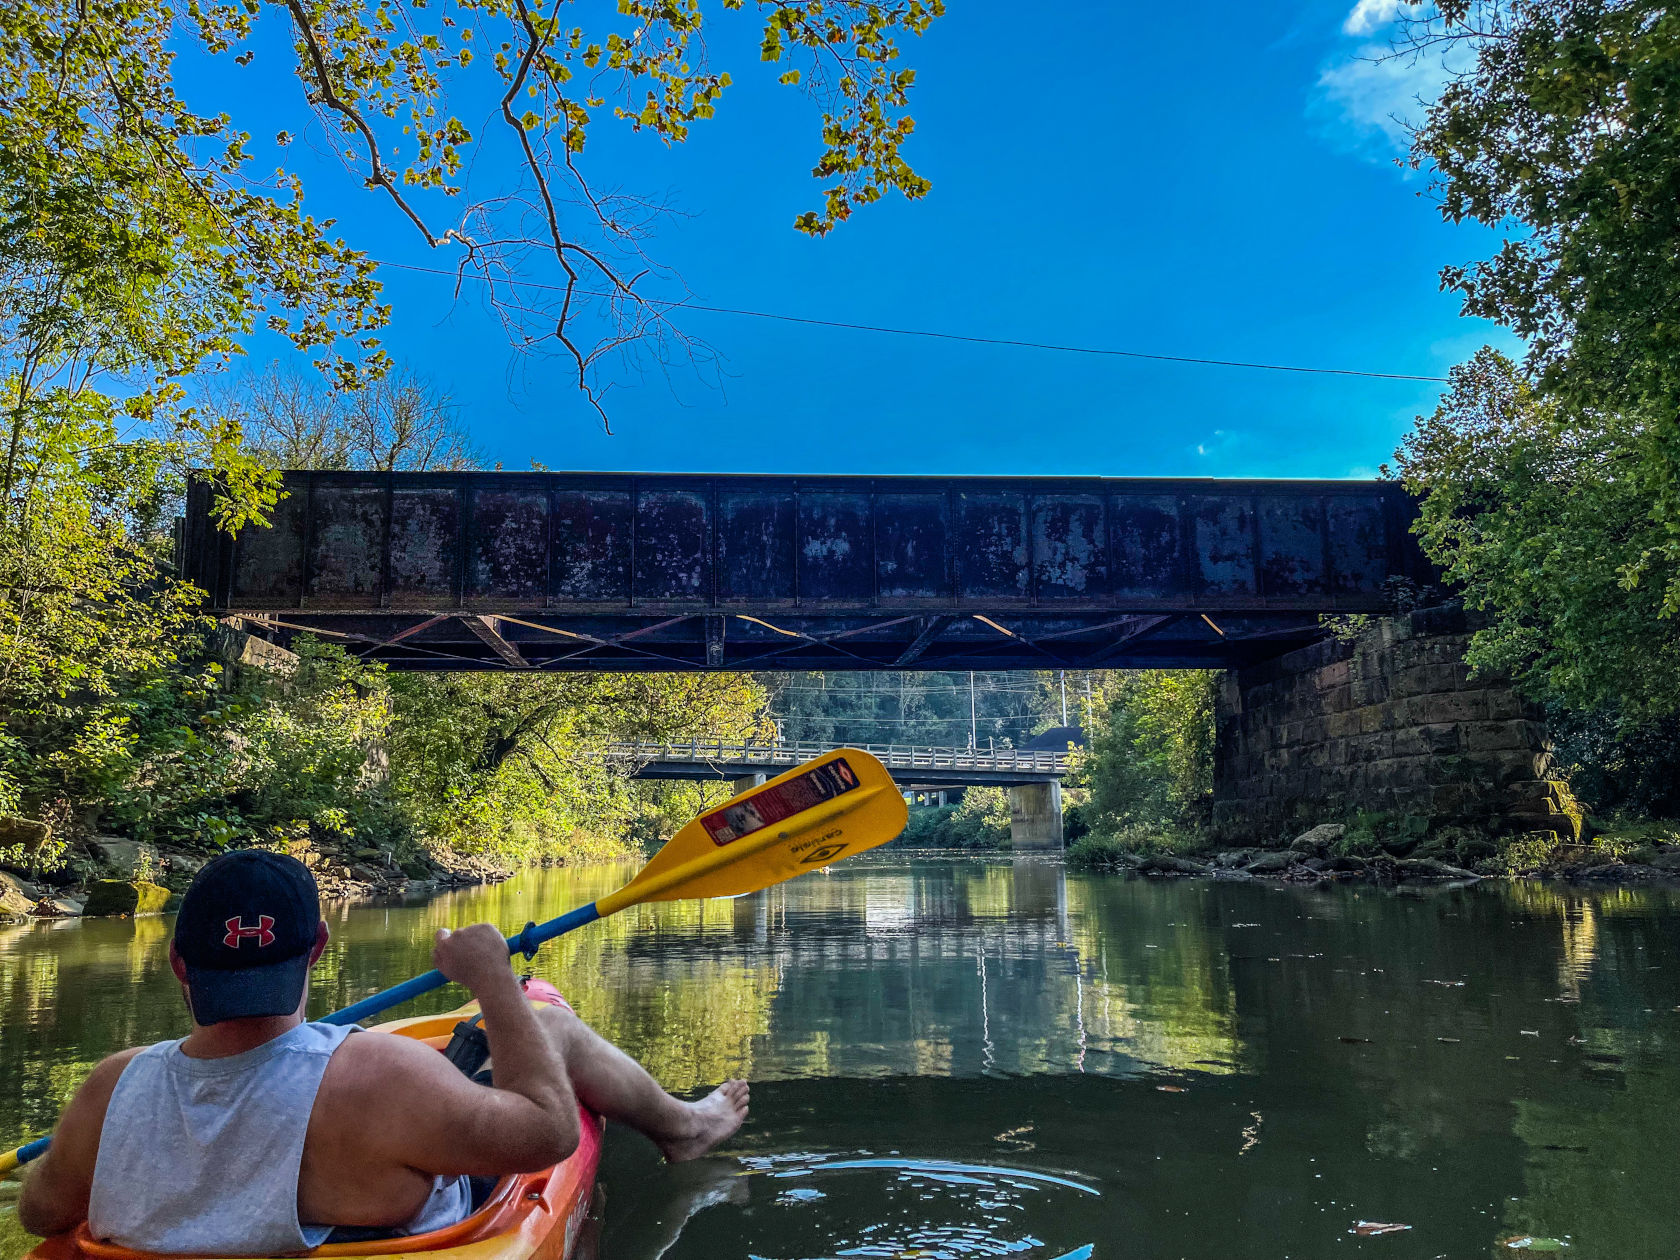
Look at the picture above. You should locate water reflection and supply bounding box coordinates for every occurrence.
[1,857,1678,1259]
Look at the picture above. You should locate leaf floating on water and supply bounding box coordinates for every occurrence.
[1502,1236,1570,1250]
[1155,1084,1186,1092]
[1423,979,1466,987]
[1437,1037,1462,1043]
[1521,1029,1541,1037]
[1352,1221,1412,1236]
[1339,1036,1373,1044]
[992,1124,1036,1151]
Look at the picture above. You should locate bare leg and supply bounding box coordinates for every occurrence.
[537,1005,748,1162]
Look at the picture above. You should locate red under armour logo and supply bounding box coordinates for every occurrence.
[223,915,276,948]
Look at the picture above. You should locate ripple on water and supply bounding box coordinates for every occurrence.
[668,1154,1104,1260]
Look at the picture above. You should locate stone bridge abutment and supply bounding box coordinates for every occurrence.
[1212,607,1578,849]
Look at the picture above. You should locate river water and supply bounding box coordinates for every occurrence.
[2,855,1678,1259]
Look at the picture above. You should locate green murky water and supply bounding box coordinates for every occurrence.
[2,856,1678,1259]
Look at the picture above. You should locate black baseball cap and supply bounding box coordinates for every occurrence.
[173,850,322,1025]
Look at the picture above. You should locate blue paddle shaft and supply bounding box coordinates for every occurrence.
[320,901,601,1027]
[11,900,605,1168]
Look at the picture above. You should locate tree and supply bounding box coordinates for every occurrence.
[1394,348,1680,715]
[1405,0,1680,616]
[215,363,481,471]
[386,670,773,858]
[4,0,945,424]
[1072,671,1217,833]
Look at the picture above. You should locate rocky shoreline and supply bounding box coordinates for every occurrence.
[0,834,516,923]
[1078,822,1680,886]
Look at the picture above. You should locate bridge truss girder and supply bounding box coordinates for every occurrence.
[221,608,1328,672]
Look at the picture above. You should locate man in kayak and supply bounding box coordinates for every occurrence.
[17,850,750,1252]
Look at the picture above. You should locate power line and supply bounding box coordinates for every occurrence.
[375,260,1449,384]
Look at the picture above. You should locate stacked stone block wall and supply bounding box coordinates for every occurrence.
[1213,606,1576,844]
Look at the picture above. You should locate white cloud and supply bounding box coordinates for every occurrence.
[1314,2,1476,157]
[1191,430,1245,465]
[1342,0,1404,36]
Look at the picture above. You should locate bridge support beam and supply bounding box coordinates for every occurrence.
[1213,606,1579,846]
[1008,781,1063,851]
[731,773,767,796]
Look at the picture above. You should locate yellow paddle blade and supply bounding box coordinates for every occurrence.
[596,748,907,914]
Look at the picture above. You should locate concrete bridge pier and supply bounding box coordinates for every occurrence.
[731,773,767,796]
[1008,781,1064,850]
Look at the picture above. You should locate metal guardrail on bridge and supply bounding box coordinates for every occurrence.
[606,740,1073,777]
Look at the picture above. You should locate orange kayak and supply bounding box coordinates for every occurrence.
[28,1000,604,1260]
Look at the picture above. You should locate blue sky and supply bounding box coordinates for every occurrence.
[201,0,1512,479]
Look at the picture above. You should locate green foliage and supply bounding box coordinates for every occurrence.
[0,0,938,880]
[95,640,408,854]
[1072,671,1218,832]
[898,788,1012,850]
[385,670,772,863]
[0,0,388,387]
[1065,827,1205,870]
[1416,0,1680,611]
[1409,0,1680,647]
[1396,349,1680,715]
[1546,703,1680,817]
[1066,832,1139,871]
[0,0,941,412]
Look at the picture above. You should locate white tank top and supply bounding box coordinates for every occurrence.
[88,1023,471,1254]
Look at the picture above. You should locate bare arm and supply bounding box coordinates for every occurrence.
[324,925,579,1178]
[17,1049,142,1237]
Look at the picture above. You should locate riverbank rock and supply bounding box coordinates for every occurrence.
[32,894,85,917]
[1245,851,1295,875]
[87,838,160,879]
[1290,824,1346,858]
[0,816,52,864]
[1,871,37,916]
[162,849,208,880]
[83,879,172,917]
[1137,854,1208,876]
[1567,861,1668,883]
[1396,857,1479,881]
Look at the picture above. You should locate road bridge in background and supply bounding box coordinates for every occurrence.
[612,739,1071,788]
[181,471,1430,672]
[613,739,1074,851]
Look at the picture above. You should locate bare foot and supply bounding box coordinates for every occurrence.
[658,1079,750,1162]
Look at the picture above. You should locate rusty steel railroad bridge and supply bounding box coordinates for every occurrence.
[179,471,1429,674]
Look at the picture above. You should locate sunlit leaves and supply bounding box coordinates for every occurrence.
[1411,0,1680,618]
[1395,348,1680,715]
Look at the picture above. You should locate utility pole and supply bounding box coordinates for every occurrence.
[1083,673,1094,733]
[1059,670,1068,726]
[968,671,977,749]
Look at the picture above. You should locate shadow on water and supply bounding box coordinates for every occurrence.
[4,856,1680,1258]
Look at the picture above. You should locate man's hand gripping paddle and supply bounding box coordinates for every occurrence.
[0,748,906,1177]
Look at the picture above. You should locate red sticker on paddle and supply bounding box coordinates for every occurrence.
[701,757,861,846]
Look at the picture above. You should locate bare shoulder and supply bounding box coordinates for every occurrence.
[320,1028,463,1099]
[69,1048,146,1111]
